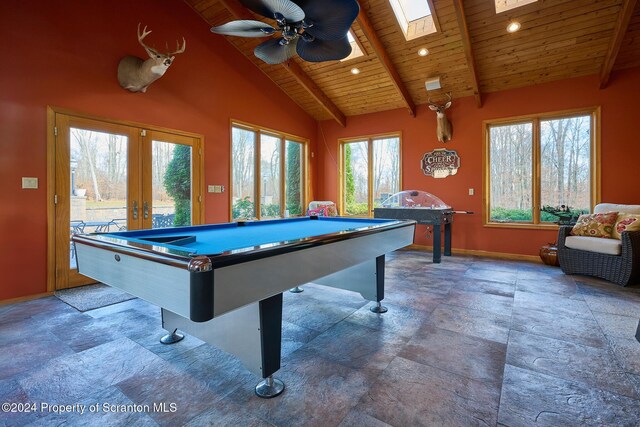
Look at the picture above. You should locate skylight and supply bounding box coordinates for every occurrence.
[397,0,430,21]
[388,0,438,41]
[495,0,538,14]
[340,30,364,62]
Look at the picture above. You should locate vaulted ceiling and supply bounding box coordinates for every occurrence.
[185,0,640,125]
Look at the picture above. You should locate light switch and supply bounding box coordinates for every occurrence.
[468,188,475,196]
[22,177,38,189]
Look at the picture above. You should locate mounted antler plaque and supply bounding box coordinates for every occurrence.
[421,149,460,178]
[117,23,186,93]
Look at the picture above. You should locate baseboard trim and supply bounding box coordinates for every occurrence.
[406,244,542,263]
[0,292,54,306]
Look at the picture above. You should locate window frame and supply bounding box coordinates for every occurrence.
[229,120,308,221]
[482,107,601,229]
[338,132,403,217]
[388,0,440,41]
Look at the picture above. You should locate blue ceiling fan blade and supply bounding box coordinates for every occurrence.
[241,0,305,22]
[210,20,276,37]
[294,0,359,40]
[296,35,352,62]
[255,38,299,64]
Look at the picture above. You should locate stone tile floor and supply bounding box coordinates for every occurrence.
[1,250,639,426]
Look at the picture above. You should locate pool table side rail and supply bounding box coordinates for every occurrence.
[72,219,416,270]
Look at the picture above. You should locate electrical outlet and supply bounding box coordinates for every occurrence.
[22,177,38,189]
[468,188,475,196]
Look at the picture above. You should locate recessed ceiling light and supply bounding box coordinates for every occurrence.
[351,67,360,75]
[418,48,429,57]
[507,21,521,33]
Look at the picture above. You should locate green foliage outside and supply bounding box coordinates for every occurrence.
[232,196,255,219]
[163,144,191,226]
[490,208,533,222]
[491,207,588,223]
[285,142,302,216]
[344,145,370,215]
[262,204,280,217]
[345,145,355,206]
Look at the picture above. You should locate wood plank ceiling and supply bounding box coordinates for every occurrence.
[185,0,640,125]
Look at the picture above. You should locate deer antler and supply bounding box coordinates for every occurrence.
[428,92,453,105]
[169,38,186,55]
[137,23,158,55]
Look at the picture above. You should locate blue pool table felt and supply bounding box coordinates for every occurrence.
[106,217,396,255]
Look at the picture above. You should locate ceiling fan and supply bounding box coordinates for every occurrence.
[210,0,360,64]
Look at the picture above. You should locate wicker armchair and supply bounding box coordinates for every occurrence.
[558,226,640,286]
[557,203,640,286]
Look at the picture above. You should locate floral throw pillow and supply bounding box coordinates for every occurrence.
[612,213,640,239]
[315,203,338,217]
[307,207,329,217]
[570,212,618,239]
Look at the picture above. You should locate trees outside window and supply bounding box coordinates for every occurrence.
[484,109,598,226]
[341,135,401,216]
[231,123,306,220]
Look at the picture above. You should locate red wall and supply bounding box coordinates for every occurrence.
[318,67,640,256]
[0,0,317,300]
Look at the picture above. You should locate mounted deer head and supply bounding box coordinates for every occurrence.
[428,92,453,143]
[117,23,186,93]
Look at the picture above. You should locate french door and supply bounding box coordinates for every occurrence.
[50,110,203,290]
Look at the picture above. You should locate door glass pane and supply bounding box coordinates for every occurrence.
[540,115,591,222]
[260,134,281,218]
[232,127,256,220]
[285,140,304,216]
[153,140,191,228]
[344,141,369,216]
[70,128,128,268]
[489,123,533,222]
[373,137,400,208]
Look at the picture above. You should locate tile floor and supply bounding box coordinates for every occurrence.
[1,250,640,426]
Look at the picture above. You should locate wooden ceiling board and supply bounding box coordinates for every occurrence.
[187,0,640,120]
[614,1,640,69]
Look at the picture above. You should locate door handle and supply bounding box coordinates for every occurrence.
[144,201,149,220]
[133,201,138,220]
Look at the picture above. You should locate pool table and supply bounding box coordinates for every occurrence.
[73,216,415,397]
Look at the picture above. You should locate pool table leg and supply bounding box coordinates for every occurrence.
[159,328,184,344]
[160,293,285,398]
[369,255,387,313]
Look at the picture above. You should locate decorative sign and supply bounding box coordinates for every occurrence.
[421,149,460,178]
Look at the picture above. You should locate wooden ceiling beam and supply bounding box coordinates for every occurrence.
[600,0,638,88]
[452,0,482,108]
[356,3,416,117]
[217,0,347,126]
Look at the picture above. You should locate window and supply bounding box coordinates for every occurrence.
[388,0,439,40]
[340,134,401,216]
[231,122,307,220]
[340,30,364,62]
[483,109,599,227]
[495,0,538,14]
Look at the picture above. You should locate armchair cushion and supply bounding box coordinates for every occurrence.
[613,213,640,240]
[565,235,621,256]
[570,211,618,238]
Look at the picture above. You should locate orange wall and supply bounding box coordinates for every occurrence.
[0,0,317,300]
[318,67,640,256]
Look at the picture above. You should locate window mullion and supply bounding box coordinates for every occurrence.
[533,119,541,224]
[279,138,285,217]
[368,139,374,217]
[255,131,261,220]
